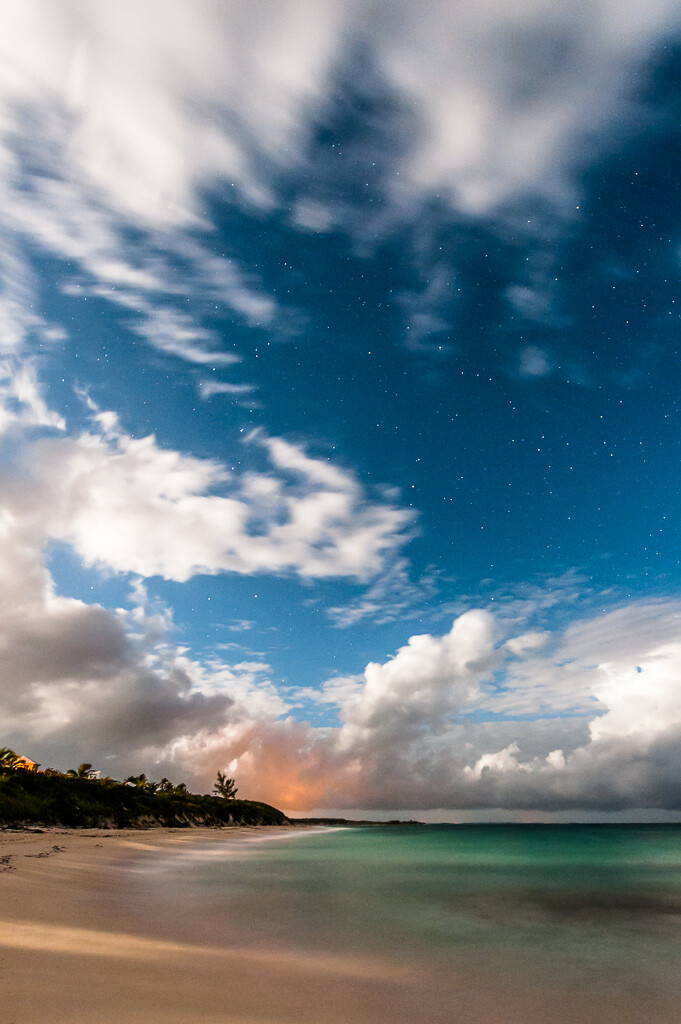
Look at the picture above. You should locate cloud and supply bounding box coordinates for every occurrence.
[0,504,287,779]
[397,266,456,355]
[8,409,414,584]
[198,380,257,399]
[377,0,681,216]
[129,308,240,367]
[206,600,681,813]
[517,346,551,378]
[327,559,439,628]
[5,481,681,816]
[505,630,549,655]
[0,3,680,813]
[340,610,496,741]
[0,360,66,435]
[1,2,678,234]
[4,174,280,368]
[0,0,677,392]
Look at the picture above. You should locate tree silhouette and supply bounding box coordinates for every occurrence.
[213,771,238,800]
[67,763,96,779]
[125,773,148,788]
[0,747,19,771]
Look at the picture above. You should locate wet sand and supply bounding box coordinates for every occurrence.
[0,826,677,1024]
[0,826,431,1024]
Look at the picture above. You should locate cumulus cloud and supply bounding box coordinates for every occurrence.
[339,610,496,742]
[5,483,681,816]
[198,600,681,814]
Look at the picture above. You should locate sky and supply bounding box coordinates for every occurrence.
[1,0,681,820]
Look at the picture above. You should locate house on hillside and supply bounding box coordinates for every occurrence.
[14,755,40,771]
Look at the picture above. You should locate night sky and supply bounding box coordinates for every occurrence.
[2,1,681,818]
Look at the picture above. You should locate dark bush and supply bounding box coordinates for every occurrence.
[0,768,286,828]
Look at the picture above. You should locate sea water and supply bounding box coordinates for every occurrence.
[133,824,681,1020]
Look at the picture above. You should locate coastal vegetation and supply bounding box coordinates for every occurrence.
[213,770,238,799]
[0,751,286,828]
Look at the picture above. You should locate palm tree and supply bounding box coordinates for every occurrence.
[213,771,238,800]
[67,763,95,779]
[125,773,148,788]
[0,747,19,771]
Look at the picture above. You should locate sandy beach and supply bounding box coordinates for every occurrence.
[0,826,435,1024]
[1,825,678,1024]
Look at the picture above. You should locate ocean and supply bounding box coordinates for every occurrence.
[131,824,681,1022]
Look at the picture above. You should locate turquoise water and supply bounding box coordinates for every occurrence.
[140,824,681,1014]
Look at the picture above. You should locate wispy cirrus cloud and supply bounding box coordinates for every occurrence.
[198,380,256,399]
[1,5,678,262]
[0,0,677,389]
[4,173,281,370]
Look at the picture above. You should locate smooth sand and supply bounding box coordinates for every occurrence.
[1,826,678,1024]
[0,826,436,1024]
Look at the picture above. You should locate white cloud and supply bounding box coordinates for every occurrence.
[590,642,681,743]
[198,380,256,399]
[4,503,681,814]
[0,499,288,779]
[340,610,496,741]
[294,675,364,708]
[464,742,528,780]
[378,0,680,214]
[14,413,413,584]
[208,600,681,813]
[327,559,439,628]
[129,308,240,367]
[0,360,65,435]
[3,173,280,368]
[0,0,675,397]
[517,346,551,378]
[505,630,549,655]
[0,1,678,237]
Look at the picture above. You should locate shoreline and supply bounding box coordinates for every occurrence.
[2,825,679,1024]
[0,825,436,1024]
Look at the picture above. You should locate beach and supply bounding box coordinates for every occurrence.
[2,825,680,1024]
[0,826,431,1024]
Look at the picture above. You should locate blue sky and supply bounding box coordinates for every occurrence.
[2,1,681,818]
